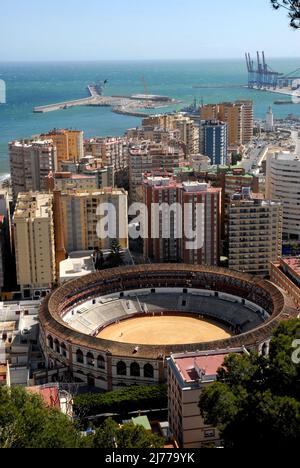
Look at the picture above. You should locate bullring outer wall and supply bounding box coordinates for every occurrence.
[38,264,297,390]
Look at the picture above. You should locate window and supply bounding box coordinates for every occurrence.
[54,339,60,353]
[61,343,67,358]
[144,363,154,379]
[87,352,95,367]
[117,361,127,376]
[48,336,53,349]
[130,362,140,377]
[97,355,105,369]
[76,349,84,364]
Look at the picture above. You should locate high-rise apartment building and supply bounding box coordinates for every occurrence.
[0,190,12,291]
[60,160,115,189]
[220,169,260,248]
[142,114,180,129]
[265,106,274,132]
[13,193,56,298]
[40,129,84,170]
[141,114,199,155]
[46,172,98,192]
[129,142,185,202]
[200,120,228,165]
[235,100,254,144]
[9,140,57,200]
[200,101,253,147]
[57,188,128,253]
[266,152,300,243]
[143,177,221,266]
[126,126,181,145]
[85,137,128,172]
[218,102,243,147]
[200,104,219,121]
[228,188,282,275]
[0,217,5,290]
[173,115,199,155]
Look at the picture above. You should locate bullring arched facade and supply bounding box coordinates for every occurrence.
[39,264,297,390]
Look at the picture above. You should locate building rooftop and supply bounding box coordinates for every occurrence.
[176,354,228,384]
[60,251,95,283]
[170,348,244,386]
[60,188,127,197]
[14,193,53,219]
[54,172,95,180]
[131,416,152,431]
[272,151,300,162]
[42,128,83,136]
[10,139,54,149]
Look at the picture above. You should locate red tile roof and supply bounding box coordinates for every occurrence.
[174,353,229,383]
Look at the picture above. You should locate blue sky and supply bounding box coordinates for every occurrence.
[0,0,299,61]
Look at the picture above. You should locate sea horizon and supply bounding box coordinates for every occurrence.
[0,57,300,175]
[1,56,300,63]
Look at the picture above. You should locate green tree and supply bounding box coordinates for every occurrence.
[267,319,300,398]
[74,385,168,418]
[0,386,82,448]
[231,153,242,166]
[271,1,300,28]
[92,419,164,449]
[199,320,300,448]
[92,418,119,448]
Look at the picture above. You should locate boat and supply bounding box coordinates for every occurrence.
[274,99,293,105]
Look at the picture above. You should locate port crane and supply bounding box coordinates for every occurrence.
[246,51,300,89]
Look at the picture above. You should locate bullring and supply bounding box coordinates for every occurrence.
[39,264,297,390]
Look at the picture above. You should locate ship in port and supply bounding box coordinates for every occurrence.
[274,99,294,105]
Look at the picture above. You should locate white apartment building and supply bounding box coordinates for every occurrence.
[229,188,283,276]
[266,152,300,243]
[85,137,129,172]
[9,140,57,200]
[13,193,56,298]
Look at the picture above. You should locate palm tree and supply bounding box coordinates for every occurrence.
[107,240,124,268]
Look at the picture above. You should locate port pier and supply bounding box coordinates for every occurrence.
[33,84,179,117]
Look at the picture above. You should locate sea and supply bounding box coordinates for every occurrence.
[0,58,300,177]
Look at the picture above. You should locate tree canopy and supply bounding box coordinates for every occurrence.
[74,385,168,418]
[271,1,300,28]
[91,418,164,449]
[0,386,165,448]
[199,320,300,448]
[0,386,81,448]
